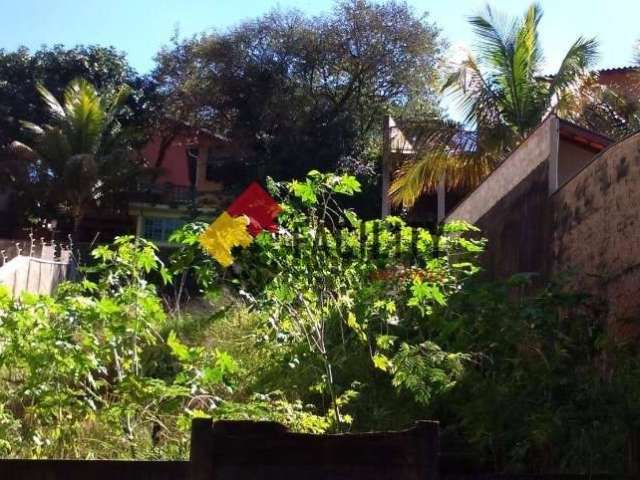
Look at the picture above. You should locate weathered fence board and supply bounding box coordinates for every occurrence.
[0,255,74,297]
[189,418,440,480]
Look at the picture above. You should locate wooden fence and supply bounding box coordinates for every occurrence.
[0,240,75,297]
[0,459,187,480]
[0,420,631,480]
[189,418,439,480]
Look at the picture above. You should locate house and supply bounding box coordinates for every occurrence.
[382,68,640,332]
[381,116,471,226]
[0,126,258,244]
[598,67,640,98]
[129,130,256,244]
[381,68,640,224]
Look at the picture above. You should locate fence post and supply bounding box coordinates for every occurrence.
[627,428,640,479]
[189,417,214,480]
[414,420,440,480]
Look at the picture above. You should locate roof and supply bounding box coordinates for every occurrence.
[598,66,640,74]
[538,66,640,82]
[558,118,612,153]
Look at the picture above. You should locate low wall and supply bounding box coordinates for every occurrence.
[0,419,629,479]
[0,420,440,480]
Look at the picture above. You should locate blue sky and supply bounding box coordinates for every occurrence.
[1,0,638,118]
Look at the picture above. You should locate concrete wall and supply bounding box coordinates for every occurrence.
[438,112,640,328]
[446,116,557,225]
[444,116,558,281]
[551,131,640,329]
[557,139,598,187]
[444,117,615,285]
[473,162,553,281]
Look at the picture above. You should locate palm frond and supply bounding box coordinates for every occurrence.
[444,55,503,128]
[8,141,39,162]
[468,5,517,75]
[62,79,106,154]
[106,85,132,124]
[36,127,73,170]
[19,120,45,136]
[388,120,493,207]
[548,37,599,104]
[35,83,66,120]
[389,3,601,208]
[507,3,545,131]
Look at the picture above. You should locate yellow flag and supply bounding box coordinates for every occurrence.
[199,212,253,267]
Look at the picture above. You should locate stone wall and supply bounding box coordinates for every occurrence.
[551,131,640,329]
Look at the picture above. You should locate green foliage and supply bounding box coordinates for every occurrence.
[214,171,484,432]
[88,235,172,288]
[426,277,640,474]
[151,0,443,180]
[0,235,324,458]
[0,45,137,145]
[0,170,635,474]
[0,45,146,231]
[8,78,144,230]
[167,222,220,296]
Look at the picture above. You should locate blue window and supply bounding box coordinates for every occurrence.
[143,217,185,243]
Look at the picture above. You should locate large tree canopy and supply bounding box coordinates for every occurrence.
[151,0,444,181]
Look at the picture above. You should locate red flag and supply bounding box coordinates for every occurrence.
[227,182,282,236]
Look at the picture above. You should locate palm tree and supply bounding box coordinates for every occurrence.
[10,79,136,232]
[390,3,598,207]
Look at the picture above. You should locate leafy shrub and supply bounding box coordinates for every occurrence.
[0,235,325,458]
[431,276,640,474]
[197,171,486,432]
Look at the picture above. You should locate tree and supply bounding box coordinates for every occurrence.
[0,45,139,146]
[0,45,151,231]
[10,79,140,231]
[151,0,444,181]
[390,3,598,207]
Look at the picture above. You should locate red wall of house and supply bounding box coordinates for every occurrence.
[141,135,193,187]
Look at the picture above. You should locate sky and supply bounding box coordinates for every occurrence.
[1,0,639,118]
